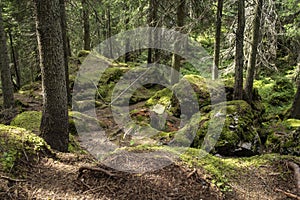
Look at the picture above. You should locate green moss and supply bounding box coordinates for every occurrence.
[286,119,300,127]
[10,111,42,135]
[77,50,90,57]
[97,67,129,102]
[254,77,295,116]
[0,125,51,172]
[68,134,86,154]
[145,88,173,107]
[69,111,107,135]
[192,101,260,156]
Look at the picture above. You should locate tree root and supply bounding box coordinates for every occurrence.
[78,166,118,178]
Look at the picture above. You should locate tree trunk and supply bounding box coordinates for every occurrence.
[171,0,185,84]
[0,8,15,108]
[106,9,113,58]
[60,0,71,106]
[212,0,223,80]
[147,0,158,64]
[82,0,91,51]
[34,0,69,152]
[291,81,300,119]
[244,0,263,102]
[124,5,131,63]
[233,0,245,100]
[8,31,20,90]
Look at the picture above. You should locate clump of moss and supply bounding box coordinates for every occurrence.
[0,125,52,172]
[10,111,42,135]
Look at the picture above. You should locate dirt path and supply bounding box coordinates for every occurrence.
[0,153,222,199]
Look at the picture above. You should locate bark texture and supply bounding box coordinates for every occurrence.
[233,0,245,100]
[0,8,15,108]
[34,0,69,152]
[244,0,263,102]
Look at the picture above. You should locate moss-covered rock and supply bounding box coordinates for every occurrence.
[10,111,42,135]
[192,100,261,156]
[0,125,52,172]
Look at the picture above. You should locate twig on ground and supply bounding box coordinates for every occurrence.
[0,175,26,182]
[275,188,300,200]
[187,168,197,178]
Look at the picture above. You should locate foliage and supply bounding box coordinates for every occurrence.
[254,76,295,116]
[0,125,51,172]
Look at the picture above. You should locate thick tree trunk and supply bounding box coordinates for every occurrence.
[212,0,223,80]
[0,8,15,108]
[82,0,91,51]
[233,0,245,100]
[171,0,185,84]
[244,0,263,102]
[34,0,69,152]
[60,0,71,105]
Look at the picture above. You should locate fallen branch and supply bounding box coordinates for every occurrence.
[187,168,197,178]
[288,161,300,194]
[78,166,117,178]
[275,188,300,200]
[0,175,26,182]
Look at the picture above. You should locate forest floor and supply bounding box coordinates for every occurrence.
[0,86,299,200]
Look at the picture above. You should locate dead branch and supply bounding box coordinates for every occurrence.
[0,175,26,182]
[275,188,300,200]
[288,161,300,194]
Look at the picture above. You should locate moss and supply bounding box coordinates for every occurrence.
[254,77,295,116]
[0,125,51,172]
[145,88,173,107]
[77,50,90,57]
[286,119,300,127]
[69,111,107,135]
[10,111,42,135]
[192,100,260,156]
[68,134,86,154]
[97,67,129,102]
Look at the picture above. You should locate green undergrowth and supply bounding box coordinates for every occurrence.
[254,76,295,117]
[0,125,52,173]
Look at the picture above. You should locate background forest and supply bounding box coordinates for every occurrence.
[0,0,299,199]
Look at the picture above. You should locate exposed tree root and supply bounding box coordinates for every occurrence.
[78,165,118,178]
